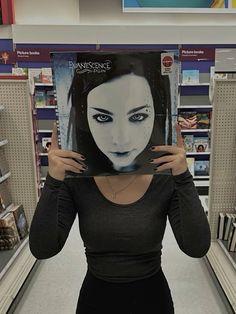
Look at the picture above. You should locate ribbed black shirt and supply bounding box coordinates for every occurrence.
[29,169,211,283]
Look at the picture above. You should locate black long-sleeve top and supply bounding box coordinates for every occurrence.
[29,169,211,283]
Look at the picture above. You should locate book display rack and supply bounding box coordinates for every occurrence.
[207,78,236,312]
[178,58,212,194]
[0,79,38,313]
[29,68,57,191]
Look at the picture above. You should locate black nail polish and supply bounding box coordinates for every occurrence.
[149,159,154,163]
[82,165,87,170]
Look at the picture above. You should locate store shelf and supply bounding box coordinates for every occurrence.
[36,106,57,109]
[207,242,236,313]
[218,239,236,270]
[178,105,213,109]
[0,172,11,184]
[39,153,48,156]
[181,129,210,133]
[194,180,209,187]
[0,139,8,147]
[35,83,53,87]
[0,236,29,281]
[194,176,209,179]
[180,83,210,86]
[186,152,210,156]
[38,130,52,133]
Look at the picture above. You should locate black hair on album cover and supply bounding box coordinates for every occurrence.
[51,50,179,177]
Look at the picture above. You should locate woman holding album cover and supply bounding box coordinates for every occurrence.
[29,51,211,314]
[65,52,173,176]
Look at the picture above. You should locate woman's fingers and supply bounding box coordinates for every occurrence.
[53,149,85,161]
[50,123,59,150]
[59,157,86,173]
[150,155,175,165]
[175,122,185,149]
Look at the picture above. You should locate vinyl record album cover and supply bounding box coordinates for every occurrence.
[52,51,178,177]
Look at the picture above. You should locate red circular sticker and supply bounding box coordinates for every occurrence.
[162,55,173,68]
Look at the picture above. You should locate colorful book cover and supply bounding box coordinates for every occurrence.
[197,112,210,129]
[29,68,42,84]
[183,134,194,152]
[42,68,53,84]
[0,212,20,250]
[194,160,210,176]
[0,180,12,213]
[178,111,197,129]
[34,90,46,107]
[42,137,51,153]
[186,157,195,177]
[193,137,209,152]
[10,204,29,239]
[52,50,179,177]
[182,70,199,85]
[46,90,57,106]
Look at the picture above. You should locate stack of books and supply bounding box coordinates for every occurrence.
[217,212,236,252]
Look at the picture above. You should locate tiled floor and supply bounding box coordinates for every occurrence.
[13,214,230,314]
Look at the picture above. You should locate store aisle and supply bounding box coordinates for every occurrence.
[13,216,230,314]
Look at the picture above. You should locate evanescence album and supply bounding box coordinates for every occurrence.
[51,50,179,177]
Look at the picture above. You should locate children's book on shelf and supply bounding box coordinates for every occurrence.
[197,112,211,129]
[0,148,9,177]
[186,157,195,177]
[227,222,236,252]
[193,137,209,153]
[178,111,197,129]
[10,204,29,239]
[0,212,20,250]
[42,137,51,153]
[35,90,46,108]
[183,135,194,152]
[12,67,28,76]
[217,212,225,240]
[0,180,12,214]
[41,68,53,84]
[210,66,228,80]
[182,70,199,85]
[46,90,57,106]
[223,213,235,241]
[194,160,209,176]
[29,68,42,84]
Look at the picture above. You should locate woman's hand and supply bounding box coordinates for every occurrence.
[48,124,87,181]
[150,123,188,176]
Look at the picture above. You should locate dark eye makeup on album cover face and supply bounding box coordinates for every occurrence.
[86,74,155,170]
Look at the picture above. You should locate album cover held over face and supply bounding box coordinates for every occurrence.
[51,50,178,177]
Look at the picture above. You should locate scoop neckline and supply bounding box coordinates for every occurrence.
[91,175,156,208]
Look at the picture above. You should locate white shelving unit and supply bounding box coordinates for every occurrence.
[207,78,236,312]
[0,79,38,314]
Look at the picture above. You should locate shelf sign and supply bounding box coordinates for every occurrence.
[15,49,51,62]
[180,48,215,61]
[0,0,15,25]
[161,52,174,75]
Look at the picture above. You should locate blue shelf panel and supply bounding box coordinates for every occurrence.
[180,85,209,96]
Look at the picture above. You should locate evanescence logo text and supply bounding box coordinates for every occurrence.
[69,60,112,74]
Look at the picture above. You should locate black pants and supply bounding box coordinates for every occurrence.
[76,268,174,314]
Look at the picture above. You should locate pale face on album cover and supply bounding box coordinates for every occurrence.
[52,51,178,177]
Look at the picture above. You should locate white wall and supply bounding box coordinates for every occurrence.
[7,0,236,44]
[14,0,80,25]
